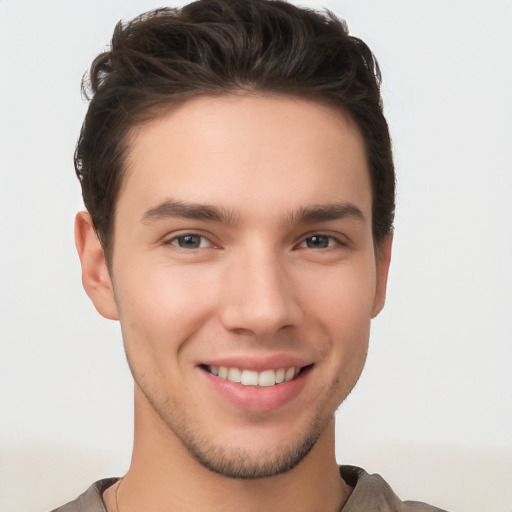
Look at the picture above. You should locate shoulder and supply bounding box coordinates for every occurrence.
[49,478,118,512]
[340,466,450,512]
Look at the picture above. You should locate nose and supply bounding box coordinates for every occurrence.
[218,248,302,337]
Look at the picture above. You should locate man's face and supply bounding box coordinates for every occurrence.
[90,95,390,478]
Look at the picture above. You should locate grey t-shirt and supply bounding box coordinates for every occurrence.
[50,466,449,512]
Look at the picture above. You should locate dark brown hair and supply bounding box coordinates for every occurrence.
[75,0,395,260]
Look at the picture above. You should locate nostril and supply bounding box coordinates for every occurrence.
[231,327,258,336]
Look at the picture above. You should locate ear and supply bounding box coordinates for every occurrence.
[74,211,119,320]
[372,232,393,318]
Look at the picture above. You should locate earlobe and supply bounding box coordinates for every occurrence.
[74,211,119,320]
[372,232,393,318]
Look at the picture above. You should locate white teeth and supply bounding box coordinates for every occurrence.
[240,369,258,386]
[275,368,285,384]
[227,367,241,383]
[284,367,296,382]
[258,369,275,387]
[208,365,300,387]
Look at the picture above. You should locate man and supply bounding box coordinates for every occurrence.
[54,1,447,510]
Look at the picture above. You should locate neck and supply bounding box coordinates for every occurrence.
[106,388,351,512]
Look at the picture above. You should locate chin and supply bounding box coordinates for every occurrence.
[183,426,322,479]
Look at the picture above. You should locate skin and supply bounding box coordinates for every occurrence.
[75,94,392,512]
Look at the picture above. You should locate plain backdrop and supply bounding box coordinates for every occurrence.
[0,1,511,511]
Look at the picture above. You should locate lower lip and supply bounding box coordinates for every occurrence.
[201,367,312,412]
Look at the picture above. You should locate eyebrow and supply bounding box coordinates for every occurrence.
[287,203,366,225]
[141,198,239,225]
[141,198,365,226]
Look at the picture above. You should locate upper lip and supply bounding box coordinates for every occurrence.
[198,354,314,372]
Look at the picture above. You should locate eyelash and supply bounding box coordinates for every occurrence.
[298,234,345,250]
[165,233,344,251]
[166,233,213,250]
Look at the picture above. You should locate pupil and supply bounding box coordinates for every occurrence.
[308,235,328,248]
[180,235,200,248]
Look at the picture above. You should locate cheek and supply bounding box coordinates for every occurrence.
[113,265,217,363]
[298,261,375,365]
[300,259,377,325]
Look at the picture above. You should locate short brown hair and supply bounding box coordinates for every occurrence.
[75,0,395,260]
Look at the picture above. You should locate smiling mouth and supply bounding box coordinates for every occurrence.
[202,365,311,387]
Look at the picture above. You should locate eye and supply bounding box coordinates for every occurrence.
[299,234,340,249]
[168,234,212,249]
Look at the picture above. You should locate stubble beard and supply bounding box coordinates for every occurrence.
[127,337,368,480]
[173,411,325,479]
[136,376,340,480]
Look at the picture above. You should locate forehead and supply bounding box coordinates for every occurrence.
[119,94,372,222]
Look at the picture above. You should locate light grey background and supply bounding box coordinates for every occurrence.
[1,1,511,511]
